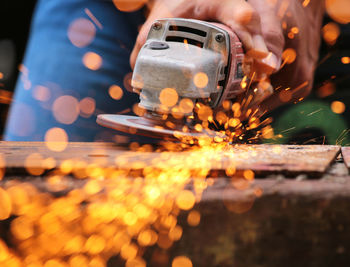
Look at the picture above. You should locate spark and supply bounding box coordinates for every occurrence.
[293,81,309,94]
[184,39,189,50]
[84,8,103,29]
[279,127,296,133]
[302,0,310,7]
[336,129,350,145]
[117,108,131,114]
[306,108,323,116]
[0,89,12,104]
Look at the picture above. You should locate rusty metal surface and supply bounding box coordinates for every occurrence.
[0,142,340,176]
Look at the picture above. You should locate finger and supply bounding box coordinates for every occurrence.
[204,0,269,59]
[249,0,284,71]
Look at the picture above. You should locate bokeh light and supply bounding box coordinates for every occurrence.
[32,85,51,102]
[187,210,200,226]
[197,104,212,121]
[341,57,350,64]
[109,85,124,100]
[52,95,80,124]
[322,22,340,45]
[325,0,350,24]
[83,52,102,70]
[79,97,96,117]
[176,190,195,210]
[282,48,297,64]
[331,100,346,114]
[112,0,147,12]
[317,82,336,98]
[25,153,45,176]
[44,127,68,152]
[0,188,11,220]
[172,256,193,267]
[193,72,209,89]
[159,88,178,107]
[179,98,194,114]
[243,170,255,180]
[68,18,96,48]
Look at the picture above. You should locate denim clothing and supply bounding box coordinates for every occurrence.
[5,0,145,142]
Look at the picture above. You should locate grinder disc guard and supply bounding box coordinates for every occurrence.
[97,114,227,141]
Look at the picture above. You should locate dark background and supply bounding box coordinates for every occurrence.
[0,1,37,137]
[0,1,349,144]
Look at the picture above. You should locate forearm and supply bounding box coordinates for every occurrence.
[261,0,326,112]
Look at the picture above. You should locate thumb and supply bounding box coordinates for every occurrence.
[130,3,175,69]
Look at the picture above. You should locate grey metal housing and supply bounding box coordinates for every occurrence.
[131,18,230,114]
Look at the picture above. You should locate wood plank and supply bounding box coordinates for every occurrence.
[0,142,340,176]
[341,147,350,170]
[174,176,350,267]
[1,166,350,267]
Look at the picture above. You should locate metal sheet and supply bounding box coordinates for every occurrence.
[96,114,227,140]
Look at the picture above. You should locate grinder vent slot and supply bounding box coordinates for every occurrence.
[168,25,207,37]
[218,80,226,87]
[165,36,204,48]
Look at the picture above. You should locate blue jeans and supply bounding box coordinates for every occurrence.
[4,0,145,142]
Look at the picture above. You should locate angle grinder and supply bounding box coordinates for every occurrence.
[97,18,247,141]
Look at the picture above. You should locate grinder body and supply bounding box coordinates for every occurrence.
[97,18,245,140]
[132,18,244,115]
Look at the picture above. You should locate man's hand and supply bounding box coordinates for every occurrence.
[130,0,325,114]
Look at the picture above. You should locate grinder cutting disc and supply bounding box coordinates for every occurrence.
[97,114,227,141]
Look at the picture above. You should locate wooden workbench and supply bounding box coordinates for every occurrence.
[0,141,349,267]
